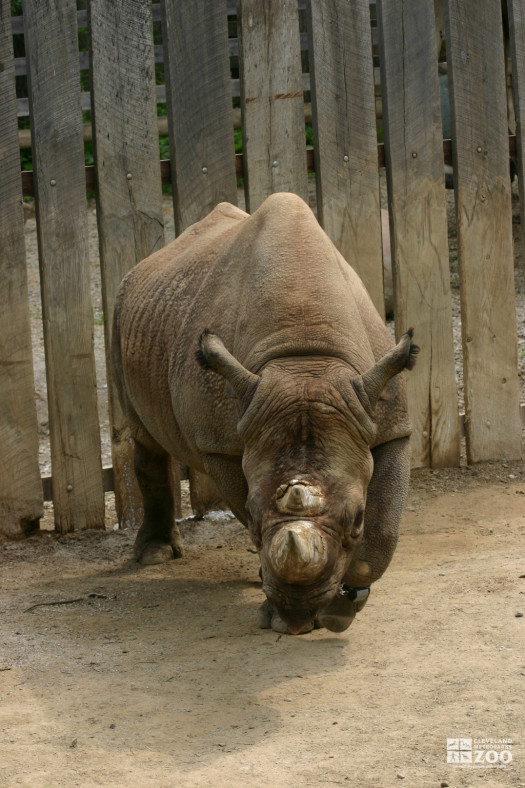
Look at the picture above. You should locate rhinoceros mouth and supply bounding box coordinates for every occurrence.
[261,577,341,634]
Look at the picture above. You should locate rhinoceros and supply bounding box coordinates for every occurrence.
[112,192,418,634]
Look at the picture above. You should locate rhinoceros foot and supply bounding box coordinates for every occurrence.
[315,587,370,632]
[315,609,356,633]
[256,599,315,635]
[133,525,183,565]
[135,541,182,565]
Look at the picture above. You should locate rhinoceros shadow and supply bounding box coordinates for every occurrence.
[8,521,363,774]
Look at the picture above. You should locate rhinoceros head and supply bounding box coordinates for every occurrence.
[198,329,417,633]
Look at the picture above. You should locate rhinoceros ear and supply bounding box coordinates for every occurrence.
[197,331,260,404]
[360,328,419,411]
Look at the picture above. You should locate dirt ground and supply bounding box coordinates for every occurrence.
[1,463,524,788]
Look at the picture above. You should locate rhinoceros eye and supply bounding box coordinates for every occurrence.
[351,509,364,538]
[342,505,365,546]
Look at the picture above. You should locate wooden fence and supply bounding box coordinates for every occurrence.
[1,0,524,538]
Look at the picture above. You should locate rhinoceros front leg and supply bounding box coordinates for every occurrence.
[133,439,183,565]
[199,453,251,528]
[347,436,410,585]
[316,436,410,632]
[201,454,299,633]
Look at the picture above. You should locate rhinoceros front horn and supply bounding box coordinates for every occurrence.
[267,522,328,585]
[360,327,419,410]
[197,331,260,404]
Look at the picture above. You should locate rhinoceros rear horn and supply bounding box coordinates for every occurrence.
[197,331,260,404]
[360,328,419,411]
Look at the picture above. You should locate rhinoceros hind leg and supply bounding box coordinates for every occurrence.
[132,439,183,565]
[134,539,182,566]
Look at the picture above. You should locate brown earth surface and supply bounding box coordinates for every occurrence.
[1,464,524,788]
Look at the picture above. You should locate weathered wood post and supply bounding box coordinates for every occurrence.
[0,4,43,538]
[377,0,461,468]
[237,0,309,212]
[161,0,238,515]
[24,0,104,531]
[161,0,238,233]
[307,0,385,318]
[445,0,522,462]
[89,0,170,525]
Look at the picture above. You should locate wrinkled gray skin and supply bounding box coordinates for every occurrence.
[112,193,417,635]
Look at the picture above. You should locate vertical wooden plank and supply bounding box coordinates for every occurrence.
[89,0,170,528]
[377,0,460,468]
[306,0,384,317]
[444,0,521,463]
[0,4,43,538]
[161,0,237,234]
[160,0,236,517]
[238,0,309,213]
[24,0,104,532]
[508,0,525,256]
